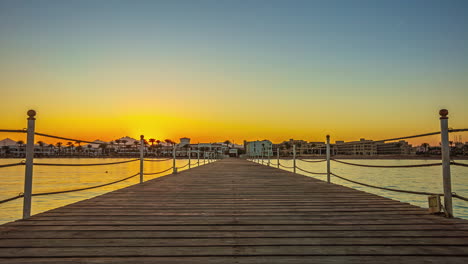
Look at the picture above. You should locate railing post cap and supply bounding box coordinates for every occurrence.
[326,135,330,139]
[27,110,36,120]
[439,109,448,119]
[140,135,144,140]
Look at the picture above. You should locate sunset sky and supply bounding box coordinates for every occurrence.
[1,0,467,145]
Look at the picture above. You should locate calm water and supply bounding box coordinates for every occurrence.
[260,158,468,220]
[0,158,196,224]
[1,158,467,224]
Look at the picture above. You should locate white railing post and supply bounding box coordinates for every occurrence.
[203,151,206,165]
[440,109,453,217]
[172,145,177,174]
[23,110,36,219]
[293,145,296,173]
[139,135,144,183]
[188,147,191,169]
[268,147,270,166]
[326,135,331,183]
[277,147,280,168]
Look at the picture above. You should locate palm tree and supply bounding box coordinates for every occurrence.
[148,138,155,154]
[133,140,139,151]
[87,144,93,156]
[99,143,108,156]
[115,139,121,152]
[421,143,430,153]
[37,141,45,156]
[66,142,74,155]
[56,142,63,155]
[16,140,24,157]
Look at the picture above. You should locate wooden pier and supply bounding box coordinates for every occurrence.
[1,159,468,263]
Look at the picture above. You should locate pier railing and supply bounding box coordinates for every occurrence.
[249,109,468,218]
[0,110,219,219]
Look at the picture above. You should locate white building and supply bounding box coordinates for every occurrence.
[179,137,190,147]
[245,140,273,157]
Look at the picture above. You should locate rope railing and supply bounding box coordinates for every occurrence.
[144,158,172,162]
[296,166,328,175]
[143,167,173,176]
[452,193,468,202]
[330,172,468,202]
[0,129,26,133]
[0,172,140,205]
[33,159,139,167]
[279,163,294,169]
[452,162,468,167]
[331,159,443,168]
[373,128,468,142]
[0,162,24,168]
[177,163,190,169]
[297,158,327,163]
[34,132,96,144]
[330,172,440,196]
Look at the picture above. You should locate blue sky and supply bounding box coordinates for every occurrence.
[1,0,467,143]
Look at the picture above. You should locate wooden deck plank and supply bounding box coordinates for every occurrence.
[1,159,467,263]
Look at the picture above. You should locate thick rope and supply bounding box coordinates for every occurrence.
[452,162,468,167]
[177,163,190,169]
[144,158,172,162]
[34,132,95,144]
[330,172,440,196]
[331,159,443,168]
[0,172,139,205]
[34,159,139,167]
[296,166,328,175]
[375,128,468,142]
[452,193,468,202]
[0,129,26,133]
[279,163,294,169]
[143,167,173,176]
[0,162,24,168]
[297,159,327,163]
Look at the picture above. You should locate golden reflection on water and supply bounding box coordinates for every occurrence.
[0,158,193,224]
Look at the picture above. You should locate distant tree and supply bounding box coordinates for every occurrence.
[87,144,93,156]
[99,143,108,156]
[224,140,231,148]
[16,140,25,156]
[56,142,63,154]
[115,139,121,152]
[37,141,45,154]
[421,143,430,152]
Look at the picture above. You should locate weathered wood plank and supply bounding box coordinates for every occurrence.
[1,159,467,263]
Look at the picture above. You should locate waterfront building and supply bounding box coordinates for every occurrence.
[245,140,273,157]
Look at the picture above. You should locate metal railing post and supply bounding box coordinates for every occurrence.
[188,147,191,169]
[139,135,144,183]
[172,145,177,174]
[23,110,36,219]
[203,151,206,165]
[197,146,200,166]
[326,135,331,183]
[440,109,453,217]
[277,147,280,168]
[293,145,296,173]
[268,148,270,166]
